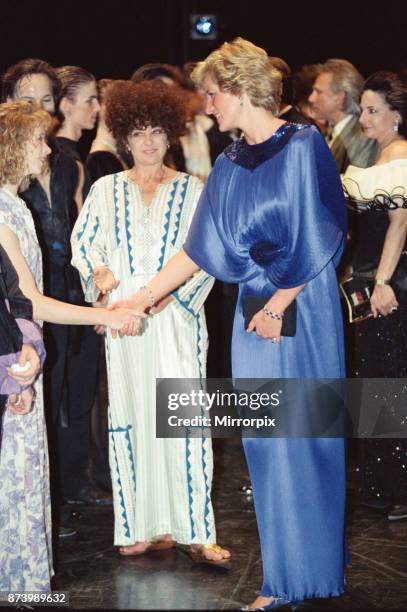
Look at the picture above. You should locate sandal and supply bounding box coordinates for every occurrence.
[183,543,231,568]
[119,538,176,556]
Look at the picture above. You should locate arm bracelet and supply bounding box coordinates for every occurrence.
[263,307,284,320]
[141,285,155,307]
[374,278,391,286]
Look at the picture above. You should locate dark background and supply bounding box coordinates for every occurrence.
[1,0,406,80]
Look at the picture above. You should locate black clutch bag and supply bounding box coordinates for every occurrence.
[243,296,297,336]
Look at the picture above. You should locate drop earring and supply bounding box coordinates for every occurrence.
[394,119,399,133]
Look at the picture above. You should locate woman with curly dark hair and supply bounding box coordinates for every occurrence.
[71,80,230,564]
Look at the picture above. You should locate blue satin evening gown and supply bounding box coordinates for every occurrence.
[184,123,348,600]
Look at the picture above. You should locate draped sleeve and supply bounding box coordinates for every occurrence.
[263,127,347,287]
[184,159,259,282]
[184,126,347,288]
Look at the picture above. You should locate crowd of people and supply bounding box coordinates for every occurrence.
[0,37,406,610]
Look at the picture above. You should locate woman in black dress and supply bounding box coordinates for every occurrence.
[342,72,407,521]
[87,79,127,185]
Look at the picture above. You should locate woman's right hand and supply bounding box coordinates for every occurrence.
[7,343,41,386]
[104,307,144,337]
[109,289,151,318]
[370,284,399,317]
[93,267,120,294]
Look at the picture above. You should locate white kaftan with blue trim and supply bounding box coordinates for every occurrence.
[71,171,215,545]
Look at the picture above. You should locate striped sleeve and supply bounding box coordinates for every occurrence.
[71,179,109,303]
[171,175,214,316]
[172,269,214,317]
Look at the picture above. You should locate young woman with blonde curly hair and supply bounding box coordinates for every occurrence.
[0,101,138,591]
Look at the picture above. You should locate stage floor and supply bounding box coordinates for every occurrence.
[54,439,407,611]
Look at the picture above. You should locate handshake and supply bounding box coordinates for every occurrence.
[93,267,171,338]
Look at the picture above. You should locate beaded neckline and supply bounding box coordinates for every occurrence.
[224,122,311,170]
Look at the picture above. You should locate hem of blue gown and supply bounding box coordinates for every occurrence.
[259,587,345,599]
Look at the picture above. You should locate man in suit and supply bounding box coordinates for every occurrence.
[309,59,377,172]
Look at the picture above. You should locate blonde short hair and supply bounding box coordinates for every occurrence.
[0,101,51,187]
[191,37,282,113]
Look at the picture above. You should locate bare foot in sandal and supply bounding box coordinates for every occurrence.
[119,533,176,556]
[189,543,231,565]
[119,541,151,556]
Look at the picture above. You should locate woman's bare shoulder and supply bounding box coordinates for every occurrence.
[385,139,407,161]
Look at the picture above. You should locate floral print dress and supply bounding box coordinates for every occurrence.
[0,188,53,591]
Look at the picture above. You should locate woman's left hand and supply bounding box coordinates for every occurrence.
[93,267,120,294]
[370,285,399,317]
[247,309,282,343]
[7,387,35,415]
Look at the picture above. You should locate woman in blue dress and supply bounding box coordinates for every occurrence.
[112,38,348,610]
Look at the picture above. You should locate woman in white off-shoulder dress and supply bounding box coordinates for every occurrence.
[342,71,407,521]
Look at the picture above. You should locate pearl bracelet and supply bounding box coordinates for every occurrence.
[263,306,284,320]
[141,285,155,307]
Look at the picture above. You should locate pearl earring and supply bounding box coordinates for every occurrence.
[394,119,399,133]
